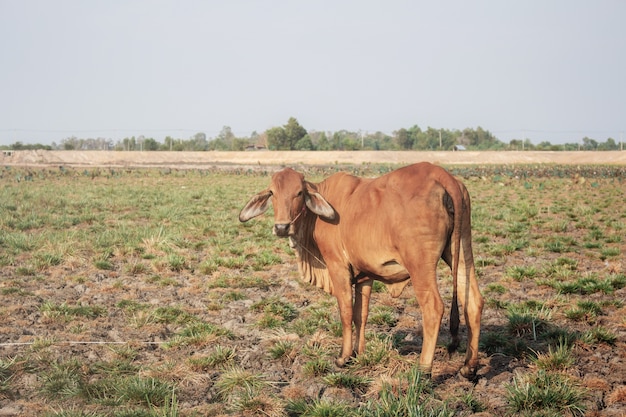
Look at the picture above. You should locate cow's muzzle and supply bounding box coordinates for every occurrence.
[274,223,290,237]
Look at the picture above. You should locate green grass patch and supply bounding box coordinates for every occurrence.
[188,345,236,370]
[506,370,587,416]
[165,322,233,348]
[360,368,452,417]
[541,273,624,295]
[40,302,107,320]
[506,265,538,281]
[323,372,370,393]
[369,305,398,327]
[506,302,552,338]
[532,341,575,371]
[251,296,298,329]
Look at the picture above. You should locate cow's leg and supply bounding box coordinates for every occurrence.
[409,262,443,375]
[456,242,483,380]
[333,275,354,367]
[353,278,373,356]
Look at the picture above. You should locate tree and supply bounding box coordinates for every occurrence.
[341,136,360,150]
[521,139,533,150]
[331,132,343,150]
[217,126,235,150]
[581,137,598,150]
[462,126,502,149]
[440,129,457,149]
[562,142,580,151]
[192,132,208,151]
[118,136,137,151]
[509,139,524,150]
[316,132,331,150]
[266,117,307,150]
[415,127,443,150]
[535,141,551,150]
[266,126,288,150]
[598,137,618,151]
[61,136,81,150]
[161,136,176,151]
[369,131,394,150]
[283,117,308,150]
[394,128,412,150]
[407,125,422,148]
[294,135,315,150]
[143,138,159,151]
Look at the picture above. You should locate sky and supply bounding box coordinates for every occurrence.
[1,0,625,146]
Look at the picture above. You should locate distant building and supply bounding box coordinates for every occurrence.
[245,145,267,151]
[453,145,467,151]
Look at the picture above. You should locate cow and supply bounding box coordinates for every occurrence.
[239,162,483,379]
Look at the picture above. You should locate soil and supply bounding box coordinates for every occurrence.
[1,150,625,416]
[3,149,626,169]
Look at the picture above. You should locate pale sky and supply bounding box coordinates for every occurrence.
[1,0,624,146]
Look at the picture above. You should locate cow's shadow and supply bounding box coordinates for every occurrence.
[390,322,529,385]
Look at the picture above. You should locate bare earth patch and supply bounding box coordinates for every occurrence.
[0,151,625,416]
[3,149,626,169]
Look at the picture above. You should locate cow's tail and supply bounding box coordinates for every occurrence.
[439,169,463,354]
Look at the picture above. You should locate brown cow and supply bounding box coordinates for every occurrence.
[239,162,483,379]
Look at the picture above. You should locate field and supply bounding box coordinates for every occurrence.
[4,149,626,168]
[0,155,625,416]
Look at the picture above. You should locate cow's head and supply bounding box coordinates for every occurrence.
[239,168,335,237]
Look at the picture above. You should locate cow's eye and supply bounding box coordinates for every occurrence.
[296,191,303,197]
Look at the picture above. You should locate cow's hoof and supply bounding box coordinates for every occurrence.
[335,357,351,367]
[417,365,432,378]
[460,365,478,381]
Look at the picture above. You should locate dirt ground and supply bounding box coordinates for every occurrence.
[1,150,625,416]
[3,149,626,169]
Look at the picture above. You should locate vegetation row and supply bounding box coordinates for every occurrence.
[3,117,624,152]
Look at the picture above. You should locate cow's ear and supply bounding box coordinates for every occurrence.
[304,186,335,220]
[239,190,272,222]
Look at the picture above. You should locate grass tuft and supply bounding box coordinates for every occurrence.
[165,322,233,348]
[360,368,452,417]
[252,297,298,329]
[506,370,587,416]
[506,303,551,339]
[287,398,355,417]
[532,341,575,371]
[269,340,295,360]
[215,367,269,401]
[323,372,370,393]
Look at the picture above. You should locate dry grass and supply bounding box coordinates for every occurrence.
[0,163,624,416]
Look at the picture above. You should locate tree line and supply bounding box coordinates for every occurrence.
[1,117,623,151]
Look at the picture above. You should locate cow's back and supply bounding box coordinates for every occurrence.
[322,162,453,220]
